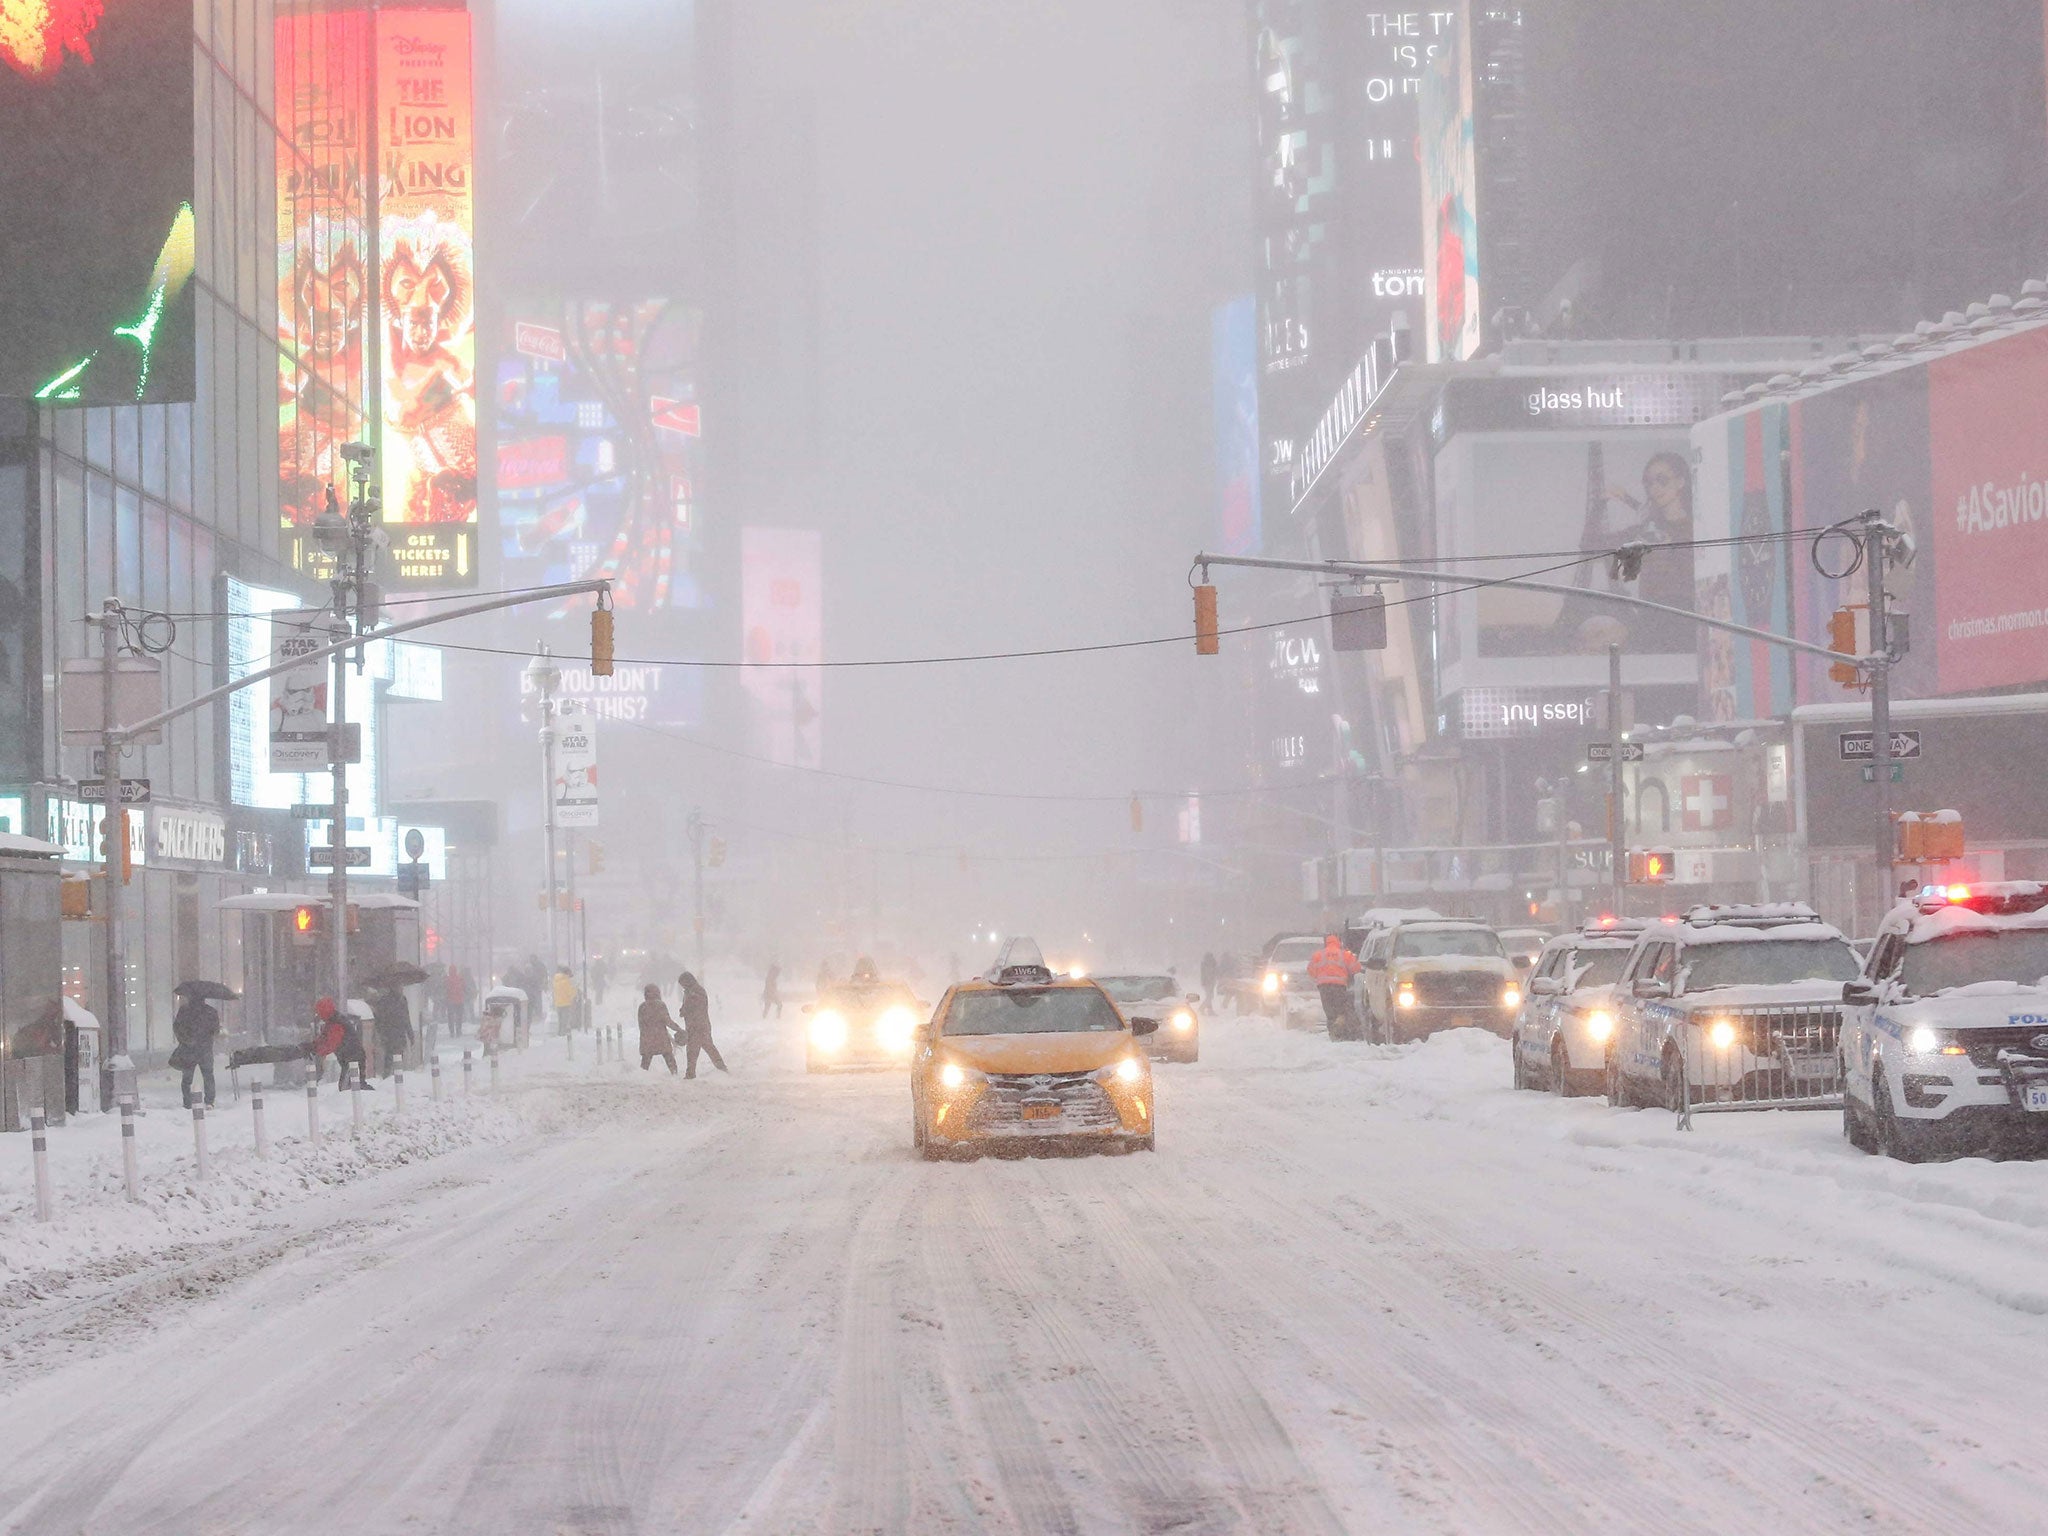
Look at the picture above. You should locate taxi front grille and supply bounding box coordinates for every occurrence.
[969,1071,1118,1134]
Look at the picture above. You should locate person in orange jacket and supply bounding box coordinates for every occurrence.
[307,996,370,1090]
[1306,935,1360,1036]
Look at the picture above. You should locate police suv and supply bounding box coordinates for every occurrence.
[1511,918,1642,1096]
[1840,882,2048,1161]
[1607,903,1862,1112]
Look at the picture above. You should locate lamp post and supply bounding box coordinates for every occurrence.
[526,647,563,985]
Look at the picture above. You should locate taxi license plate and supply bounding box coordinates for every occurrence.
[1021,1102,1061,1122]
[2023,1084,2048,1114]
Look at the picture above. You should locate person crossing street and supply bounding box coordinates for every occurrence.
[636,984,681,1074]
[1307,934,1361,1039]
[676,970,728,1078]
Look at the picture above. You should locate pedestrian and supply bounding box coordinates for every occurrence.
[676,970,728,1078]
[171,991,222,1108]
[761,961,782,1019]
[591,953,611,1008]
[637,984,681,1074]
[307,997,371,1090]
[444,964,469,1032]
[1306,934,1361,1036]
[1200,951,1218,1009]
[371,983,414,1076]
[552,965,579,1033]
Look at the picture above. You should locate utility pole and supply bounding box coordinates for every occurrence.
[316,444,379,1027]
[1607,642,1626,919]
[96,599,128,1108]
[1862,510,1899,912]
[527,648,563,988]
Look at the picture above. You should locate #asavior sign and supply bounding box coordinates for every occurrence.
[552,704,599,829]
[268,615,330,773]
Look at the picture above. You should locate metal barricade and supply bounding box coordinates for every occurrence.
[1676,1004,1844,1129]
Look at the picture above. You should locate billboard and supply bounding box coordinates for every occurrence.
[1417,0,1479,364]
[276,9,372,534]
[0,0,195,402]
[375,7,477,586]
[1210,295,1262,556]
[495,300,705,611]
[740,528,822,770]
[1437,432,1698,665]
[552,703,599,829]
[1339,8,1455,339]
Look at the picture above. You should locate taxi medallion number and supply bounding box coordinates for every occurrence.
[1021,1103,1061,1121]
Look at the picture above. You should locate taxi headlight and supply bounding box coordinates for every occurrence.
[1170,1009,1194,1033]
[1396,984,1418,1009]
[1707,1018,1737,1051]
[876,1005,919,1052]
[809,1009,848,1050]
[938,1060,975,1090]
[1262,971,1280,994]
[1584,1009,1615,1043]
[1500,984,1522,1010]
[1114,1056,1144,1084]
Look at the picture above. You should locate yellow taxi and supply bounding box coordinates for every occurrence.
[911,939,1159,1158]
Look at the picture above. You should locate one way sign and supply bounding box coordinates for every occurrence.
[1838,729,1922,762]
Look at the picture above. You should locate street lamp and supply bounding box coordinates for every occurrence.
[315,445,380,1035]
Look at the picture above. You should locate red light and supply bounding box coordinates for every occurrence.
[1945,884,1971,901]
[1597,914,1617,927]
[1646,855,1666,877]
[293,906,315,934]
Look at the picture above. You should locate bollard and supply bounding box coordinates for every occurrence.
[431,1057,443,1103]
[462,1049,473,1096]
[120,1096,141,1200]
[30,1109,52,1222]
[490,1052,501,1094]
[566,1030,575,1064]
[192,1103,211,1181]
[251,1082,270,1160]
[351,1081,366,1136]
[306,1080,322,1147]
[393,1069,406,1119]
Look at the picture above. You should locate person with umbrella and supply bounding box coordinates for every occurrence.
[171,981,234,1109]
[365,962,425,1076]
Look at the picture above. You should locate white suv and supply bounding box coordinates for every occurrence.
[1840,882,2048,1162]
[1607,904,1863,1112]
[1510,919,1642,1096]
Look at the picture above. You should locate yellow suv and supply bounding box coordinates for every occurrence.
[911,940,1158,1157]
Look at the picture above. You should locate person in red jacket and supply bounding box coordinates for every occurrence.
[1306,935,1360,1037]
[307,996,371,1090]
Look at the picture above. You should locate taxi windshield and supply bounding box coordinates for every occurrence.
[1095,976,1175,1003]
[943,987,1125,1035]
[1396,929,1505,961]
[1566,948,1629,989]
[1683,938,1862,991]
[1901,930,2048,995]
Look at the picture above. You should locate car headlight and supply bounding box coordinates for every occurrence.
[938,1060,972,1089]
[1262,971,1280,994]
[809,1009,848,1050]
[1584,1009,1615,1043]
[1170,1009,1194,1032]
[1114,1056,1144,1083]
[1904,1025,1965,1056]
[1706,1018,1737,1050]
[876,1005,919,1052]
[1396,984,1417,1009]
[1500,985,1522,1009]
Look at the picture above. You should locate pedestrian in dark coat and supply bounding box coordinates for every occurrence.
[637,984,680,1074]
[676,971,728,1078]
[371,985,414,1076]
[172,996,222,1108]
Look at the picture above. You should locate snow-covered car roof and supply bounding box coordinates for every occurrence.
[1638,906,1848,947]
[1882,882,2048,943]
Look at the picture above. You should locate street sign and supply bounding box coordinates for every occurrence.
[1839,729,1922,762]
[79,778,151,805]
[290,804,333,820]
[1861,763,1907,784]
[403,827,426,861]
[308,845,372,868]
[1586,741,1645,763]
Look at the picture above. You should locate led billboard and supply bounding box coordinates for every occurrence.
[740,529,822,770]
[376,6,476,586]
[1417,0,1479,364]
[1210,294,1262,556]
[275,8,371,535]
[495,300,705,612]
[0,0,195,402]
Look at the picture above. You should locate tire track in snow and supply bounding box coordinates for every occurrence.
[830,1163,917,1535]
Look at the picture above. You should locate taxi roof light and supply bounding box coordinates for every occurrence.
[987,936,1054,987]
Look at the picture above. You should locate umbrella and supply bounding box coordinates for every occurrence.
[174,980,239,1001]
[364,962,430,988]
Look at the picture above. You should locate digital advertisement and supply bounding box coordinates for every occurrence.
[1417,0,1479,365]
[740,528,823,771]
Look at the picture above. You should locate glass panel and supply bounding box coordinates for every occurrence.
[52,459,85,660]
[142,501,169,614]
[193,529,217,801]
[85,472,113,616]
[116,485,142,607]
[114,409,140,487]
[168,404,193,513]
[52,409,83,461]
[86,409,112,471]
[141,406,167,499]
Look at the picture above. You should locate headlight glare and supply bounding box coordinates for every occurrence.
[1707,1018,1737,1050]
[938,1061,968,1089]
[1114,1056,1143,1083]
[809,1009,848,1050]
[1396,985,1417,1009]
[1262,971,1280,994]
[1584,1009,1615,1043]
[1500,985,1521,1009]
[1907,1025,1940,1055]
[1170,1009,1194,1032]
[877,1004,919,1051]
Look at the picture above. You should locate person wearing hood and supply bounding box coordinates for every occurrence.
[675,971,728,1078]
[308,997,370,1090]
[636,984,681,1074]
[370,984,414,1076]
[1306,934,1361,1036]
[171,992,223,1108]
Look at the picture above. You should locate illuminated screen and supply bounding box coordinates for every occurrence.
[740,528,822,769]
[0,0,196,403]
[494,300,705,611]
[1418,0,1479,364]
[376,7,478,587]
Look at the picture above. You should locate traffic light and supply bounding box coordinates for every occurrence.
[1627,848,1676,884]
[1827,607,1861,688]
[708,836,727,868]
[587,841,606,875]
[1193,584,1219,656]
[590,604,615,677]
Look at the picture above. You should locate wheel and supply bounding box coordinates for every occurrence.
[1872,1066,1939,1163]
[1551,1041,1574,1099]
[1605,1048,1633,1109]
[1661,1048,1686,1114]
[1135,1133,1155,1152]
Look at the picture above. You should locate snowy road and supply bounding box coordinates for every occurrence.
[4,1010,2048,1534]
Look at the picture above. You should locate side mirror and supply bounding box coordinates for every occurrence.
[1528,975,1561,997]
[1632,977,1670,1000]
[1129,1017,1161,1037]
[1841,980,1877,1006]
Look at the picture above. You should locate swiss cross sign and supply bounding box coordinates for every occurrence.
[1681,773,1734,832]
